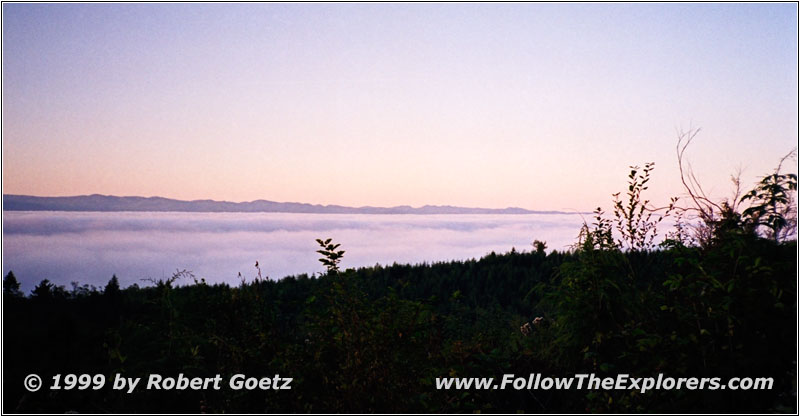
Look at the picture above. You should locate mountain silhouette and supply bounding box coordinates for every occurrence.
[3,194,576,215]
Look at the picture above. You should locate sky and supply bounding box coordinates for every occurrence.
[2,3,797,211]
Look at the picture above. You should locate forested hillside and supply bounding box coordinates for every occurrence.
[4,158,796,413]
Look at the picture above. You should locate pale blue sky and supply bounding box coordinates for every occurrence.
[3,3,797,210]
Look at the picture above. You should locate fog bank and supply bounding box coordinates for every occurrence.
[3,211,586,291]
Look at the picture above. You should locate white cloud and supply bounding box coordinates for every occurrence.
[3,211,585,291]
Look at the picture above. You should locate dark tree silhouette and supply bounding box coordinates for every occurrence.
[104,274,121,297]
[3,271,22,297]
[30,279,54,299]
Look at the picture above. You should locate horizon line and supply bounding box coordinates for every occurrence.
[2,193,591,215]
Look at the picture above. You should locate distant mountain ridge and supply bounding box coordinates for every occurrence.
[2,194,578,215]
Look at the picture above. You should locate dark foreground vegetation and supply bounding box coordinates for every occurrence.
[3,138,797,413]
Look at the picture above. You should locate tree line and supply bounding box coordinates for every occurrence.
[3,135,796,413]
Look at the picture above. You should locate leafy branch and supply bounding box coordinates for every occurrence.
[316,238,346,274]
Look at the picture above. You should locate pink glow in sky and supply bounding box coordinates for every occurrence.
[2,3,797,211]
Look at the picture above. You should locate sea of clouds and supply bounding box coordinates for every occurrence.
[3,211,587,291]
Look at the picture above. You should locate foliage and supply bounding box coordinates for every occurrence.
[316,238,346,274]
[574,208,617,251]
[611,162,676,250]
[104,275,121,297]
[3,154,796,413]
[532,239,547,254]
[740,170,797,241]
[3,271,23,298]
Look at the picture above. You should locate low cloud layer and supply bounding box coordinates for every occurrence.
[3,211,586,292]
